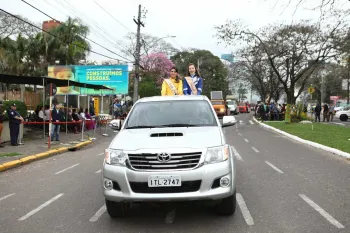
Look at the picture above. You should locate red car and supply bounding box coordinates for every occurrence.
[238,102,250,113]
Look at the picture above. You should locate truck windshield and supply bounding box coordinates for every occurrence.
[227,100,235,105]
[211,101,224,105]
[126,100,218,128]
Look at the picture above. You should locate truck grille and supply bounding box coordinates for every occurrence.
[128,152,202,170]
[129,180,201,193]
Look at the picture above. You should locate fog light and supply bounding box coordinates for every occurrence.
[104,179,113,190]
[220,177,230,187]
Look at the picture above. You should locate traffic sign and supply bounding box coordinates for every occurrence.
[307,86,315,94]
[45,83,57,96]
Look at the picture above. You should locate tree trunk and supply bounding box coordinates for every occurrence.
[286,89,296,105]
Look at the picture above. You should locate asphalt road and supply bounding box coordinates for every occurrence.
[1,113,349,233]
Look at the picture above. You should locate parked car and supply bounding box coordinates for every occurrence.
[102,95,237,217]
[335,107,350,121]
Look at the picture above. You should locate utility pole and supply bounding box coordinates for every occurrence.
[347,56,350,104]
[132,4,145,104]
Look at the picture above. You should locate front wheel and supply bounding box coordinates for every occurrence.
[216,191,236,216]
[340,115,348,121]
[105,199,130,218]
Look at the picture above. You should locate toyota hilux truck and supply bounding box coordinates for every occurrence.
[102,95,237,217]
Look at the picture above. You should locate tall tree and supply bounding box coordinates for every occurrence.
[0,12,39,38]
[122,32,178,59]
[215,12,349,104]
[47,17,90,65]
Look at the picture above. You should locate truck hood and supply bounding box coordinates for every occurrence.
[109,127,223,150]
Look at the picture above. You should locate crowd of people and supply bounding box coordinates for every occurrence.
[255,102,287,122]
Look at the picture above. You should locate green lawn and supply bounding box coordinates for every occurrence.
[0,152,22,157]
[265,122,350,154]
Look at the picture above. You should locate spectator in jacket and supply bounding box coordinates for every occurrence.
[51,105,63,141]
[0,102,4,147]
[314,103,321,122]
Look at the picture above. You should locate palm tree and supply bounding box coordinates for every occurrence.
[47,17,90,65]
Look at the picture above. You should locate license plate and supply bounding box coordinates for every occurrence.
[148,175,181,187]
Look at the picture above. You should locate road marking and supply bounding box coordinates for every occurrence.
[239,120,244,125]
[231,146,243,161]
[95,169,101,174]
[238,133,242,136]
[244,138,249,143]
[55,164,79,175]
[299,194,345,229]
[252,147,259,153]
[89,205,107,222]
[249,120,254,125]
[98,153,104,156]
[236,193,254,226]
[165,208,176,224]
[0,193,15,202]
[18,193,64,221]
[265,161,284,174]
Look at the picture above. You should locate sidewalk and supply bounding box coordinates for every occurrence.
[0,125,117,164]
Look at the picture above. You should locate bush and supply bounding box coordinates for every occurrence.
[1,100,27,121]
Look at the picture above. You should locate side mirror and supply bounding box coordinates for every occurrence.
[109,119,122,131]
[222,115,236,127]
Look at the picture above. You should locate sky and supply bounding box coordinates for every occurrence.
[3,0,349,63]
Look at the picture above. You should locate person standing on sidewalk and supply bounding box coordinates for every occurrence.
[51,105,62,141]
[329,104,335,121]
[0,102,5,147]
[7,103,24,146]
[323,103,329,122]
[314,103,321,122]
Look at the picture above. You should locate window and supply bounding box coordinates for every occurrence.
[226,100,235,105]
[126,100,217,128]
[211,101,224,105]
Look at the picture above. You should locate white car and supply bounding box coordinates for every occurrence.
[335,109,350,121]
[226,100,239,115]
[102,95,237,217]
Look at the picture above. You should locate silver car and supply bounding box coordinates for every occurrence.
[102,95,237,217]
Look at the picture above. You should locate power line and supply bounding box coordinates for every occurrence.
[0,8,131,63]
[20,0,133,63]
[56,0,130,53]
[92,0,132,32]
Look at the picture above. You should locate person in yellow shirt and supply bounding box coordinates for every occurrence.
[161,67,183,96]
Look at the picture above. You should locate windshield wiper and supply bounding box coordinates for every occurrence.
[125,125,156,129]
[158,124,201,127]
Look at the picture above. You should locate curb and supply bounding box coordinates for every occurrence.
[253,117,350,159]
[0,140,93,172]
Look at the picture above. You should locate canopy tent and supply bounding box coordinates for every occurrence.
[0,73,113,90]
[0,73,114,138]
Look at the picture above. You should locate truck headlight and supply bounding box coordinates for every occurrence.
[220,108,225,112]
[105,149,127,166]
[205,145,229,164]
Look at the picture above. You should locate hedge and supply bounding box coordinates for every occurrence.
[1,100,27,121]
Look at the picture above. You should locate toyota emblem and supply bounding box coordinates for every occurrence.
[157,153,171,162]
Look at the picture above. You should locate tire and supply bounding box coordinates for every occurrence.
[339,115,348,121]
[216,191,236,216]
[105,199,130,218]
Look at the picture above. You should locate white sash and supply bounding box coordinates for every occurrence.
[164,79,178,95]
[184,76,198,95]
